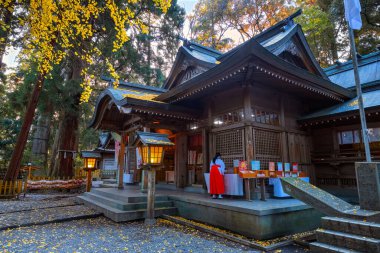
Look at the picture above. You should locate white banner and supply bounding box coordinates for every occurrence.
[344,0,362,30]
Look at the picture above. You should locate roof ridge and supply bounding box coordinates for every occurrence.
[101,76,167,92]
[324,51,380,73]
[181,38,223,56]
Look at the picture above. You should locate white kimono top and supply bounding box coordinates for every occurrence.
[210,158,225,175]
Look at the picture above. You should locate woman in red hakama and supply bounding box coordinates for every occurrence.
[209,153,225,199]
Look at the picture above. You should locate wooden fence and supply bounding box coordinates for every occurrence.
[0,180,24,198]
[74,168,100,179]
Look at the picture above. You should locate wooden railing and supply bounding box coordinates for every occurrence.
[311,149,380,164]
[100,169,117,179]
[316,173,357,188]
[0,180,24,198]
[74,168,100,179]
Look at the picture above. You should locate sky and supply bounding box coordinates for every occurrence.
[3,0,198,70]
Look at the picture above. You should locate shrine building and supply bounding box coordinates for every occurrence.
[89,10,380,201]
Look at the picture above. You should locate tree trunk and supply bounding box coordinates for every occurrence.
[56,56,82,177]
[31,113,51,171]
[57,110,79,177]
[5,73,45,180]
[48,119,63,177]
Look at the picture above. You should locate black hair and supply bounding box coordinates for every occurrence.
[212,152,221,163]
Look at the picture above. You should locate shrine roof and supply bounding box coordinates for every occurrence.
[80,151,102,159]
[156,34,353,103]
[300,89,380,121]
[135,131,174,146]
[89,80,198,130]
[157,9,351,102]
[324,51,380,89]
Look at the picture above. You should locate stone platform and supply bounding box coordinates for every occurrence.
[78,185,322,240]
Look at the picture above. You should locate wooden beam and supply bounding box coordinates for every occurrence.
[124,124,142,134]
[122,116,141,129]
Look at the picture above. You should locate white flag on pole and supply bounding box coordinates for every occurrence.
[344,0,362,30]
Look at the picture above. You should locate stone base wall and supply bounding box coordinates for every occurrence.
[170,198,323,240]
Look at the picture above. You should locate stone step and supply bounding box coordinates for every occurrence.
[310,242,361,253]
[77,195,177,222]
[322,216,380,239]
[91,188,169,203]
[83,192,174,211]
[103,179,117,183]
[316,229,380,253]
[99,183,118,188]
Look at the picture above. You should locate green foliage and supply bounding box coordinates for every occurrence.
[295,5,336,67]
[0,118,21,165]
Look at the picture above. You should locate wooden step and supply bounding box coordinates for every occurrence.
[310,242,361,253]
[316,229,380,253]
[322,216,380,239]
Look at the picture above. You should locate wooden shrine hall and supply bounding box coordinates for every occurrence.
[89,10,380,201]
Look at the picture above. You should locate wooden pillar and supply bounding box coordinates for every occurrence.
[243,86,254,163]
[280,95,289,162]
[202,128,209,189]
[141,128,150,192]
[175,133,188,188]
[118,133,125,189]
[145,168,156,225]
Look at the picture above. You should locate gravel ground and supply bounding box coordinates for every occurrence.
[0,195,78,214]
[0,194,309,253]
[0,217,309,253]
[0,193,101,230]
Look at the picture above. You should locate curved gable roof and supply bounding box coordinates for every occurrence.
[162,40,221,90]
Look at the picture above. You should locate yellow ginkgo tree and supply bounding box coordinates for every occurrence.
[4,0,171,181]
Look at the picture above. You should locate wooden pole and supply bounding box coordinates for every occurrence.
[5,73,45,181]
[259,178,266,201]
[145,168,156,225]
[118,133,125,189]
[348,27,371,162]
[86,169,92,192]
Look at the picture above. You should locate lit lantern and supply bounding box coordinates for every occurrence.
[134,131,174,225]
[135,132,174,168]
[80,151,101,192]
[84,157,97,169]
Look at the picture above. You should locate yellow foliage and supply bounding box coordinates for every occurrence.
[0,0,172,103]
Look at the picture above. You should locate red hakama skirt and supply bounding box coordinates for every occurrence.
[210,164,225,195]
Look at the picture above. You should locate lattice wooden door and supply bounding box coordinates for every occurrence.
[288,133,312,176]
[253,129,281,169]
[214,129,245,168]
